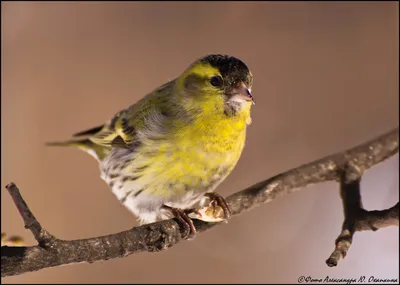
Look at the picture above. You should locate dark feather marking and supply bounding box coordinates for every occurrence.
[123,126,136,136]
[109,181,114,188]
[130,140,142,150]
[224,101,240,117]
[110,111,123,130]
[120,190,133,203]
[73,125,104,137]
[119,189,144,203]
[119,161,130,170]
[160,108,173,119]
[108,173,118,179]
[119,158,136,170]
[119,175,140,182]
[135,165,148,171]
[145,135,166,141]
[111,135,141,150]
[121,117,136,136]
[111,136,129,149]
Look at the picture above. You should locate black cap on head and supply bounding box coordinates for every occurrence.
[199,54,253,89]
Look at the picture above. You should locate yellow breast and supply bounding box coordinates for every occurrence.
[150,102,250,193]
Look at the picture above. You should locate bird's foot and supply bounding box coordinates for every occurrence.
[205,192,231,222]
[163,205,197,239]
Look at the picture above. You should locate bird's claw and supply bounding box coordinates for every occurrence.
[205,192,231,221]
[164,205,197,239]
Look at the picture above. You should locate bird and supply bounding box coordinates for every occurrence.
[48,54,255,237]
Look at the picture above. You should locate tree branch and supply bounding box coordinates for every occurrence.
[2,127,399,277]
[325,170,399,267]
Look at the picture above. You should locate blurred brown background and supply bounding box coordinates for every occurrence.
[1,1,399,283]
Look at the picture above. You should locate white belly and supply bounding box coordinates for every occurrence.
[98,148,228,224]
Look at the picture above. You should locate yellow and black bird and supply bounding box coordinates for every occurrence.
[49,54,255,235]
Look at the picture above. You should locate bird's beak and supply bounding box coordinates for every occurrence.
[230,83,255,105]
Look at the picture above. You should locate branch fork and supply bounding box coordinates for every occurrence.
[326,166,398,267]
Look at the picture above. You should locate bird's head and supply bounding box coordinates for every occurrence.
[177,54,254,116]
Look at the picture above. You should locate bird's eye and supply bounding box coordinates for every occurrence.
[210,76,223,88]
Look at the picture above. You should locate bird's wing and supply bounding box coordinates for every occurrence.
[74,80,176,149]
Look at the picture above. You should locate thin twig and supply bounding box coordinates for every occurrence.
[326,168,361,267]
[325,165,399,267]
[1,127,399,277]
[5,183,55,247]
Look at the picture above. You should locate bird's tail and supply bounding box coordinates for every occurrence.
[46,139,111,162]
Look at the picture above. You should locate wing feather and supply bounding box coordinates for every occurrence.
[80,79,177,149]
